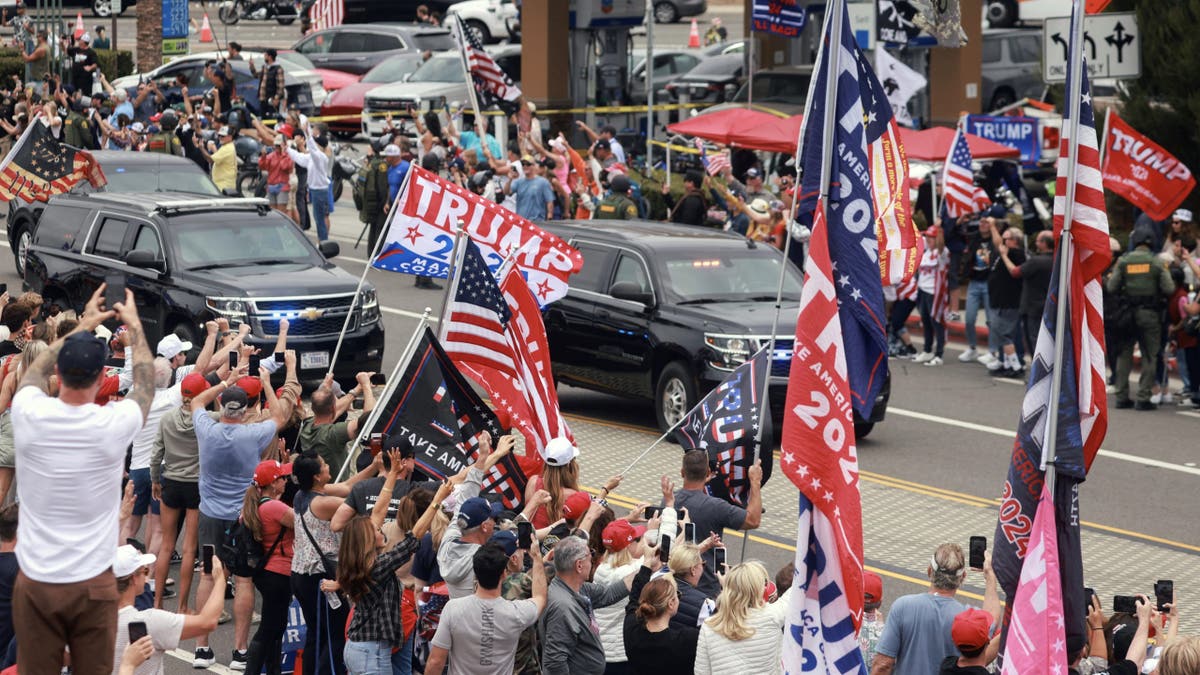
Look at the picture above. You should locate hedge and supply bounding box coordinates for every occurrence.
[0,48,133,86]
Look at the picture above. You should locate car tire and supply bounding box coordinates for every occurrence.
[655,360,695,433]
[854,422,875,440]
[238,172,264,199]
[986,0,1017,28]
[988,87,1016,111]
[219,2,242,25]
[11,219,32,279]
[464,19,491,45]
[277,16,297,26]
[653,1,679,24]
[91,0,123,17]
[332,177,344,203]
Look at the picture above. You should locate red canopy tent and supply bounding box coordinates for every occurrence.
[667,108,789,149]
[726,114,804,154]
[899,126,1021,162]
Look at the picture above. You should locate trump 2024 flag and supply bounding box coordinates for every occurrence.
[1001,481,1066,674]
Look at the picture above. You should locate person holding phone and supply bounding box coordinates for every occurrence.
[594,518,651,671]
[623,539,699,675]
[111,542,227,675]
[298,371,378,479]
[694,561,793,675]
[238,461,296,675]
[331,435,442,533]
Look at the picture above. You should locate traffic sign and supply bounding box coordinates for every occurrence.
[1042,12,1140,83]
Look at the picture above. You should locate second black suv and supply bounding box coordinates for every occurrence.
[541,219,890,437]
[23,193,384,381]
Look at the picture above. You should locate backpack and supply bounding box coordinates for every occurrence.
[222,497,283,577]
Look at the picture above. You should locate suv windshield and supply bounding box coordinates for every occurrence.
[733,73,812,104]
[657,248,802,303]
[409,56,464,83]
[277,51,316,70]
[101,164,220,196]
[410,33,456,52]
[172,213,317,269]
[363,56,414,84]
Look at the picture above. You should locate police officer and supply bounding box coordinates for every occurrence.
[1107,228,1175,409]
[595,174,638,220]
[360,140,391,254]
[144,109,183,156]
[63,97,95,150]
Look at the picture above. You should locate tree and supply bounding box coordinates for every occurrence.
[135,0,163,74]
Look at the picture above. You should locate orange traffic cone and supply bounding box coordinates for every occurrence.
[72,12,84,40]
[688,18,700,48]
[199,14,214,43]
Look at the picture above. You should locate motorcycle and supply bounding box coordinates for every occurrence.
[235,136,267,198]
[218,0,300,26]
[330,142,363,204]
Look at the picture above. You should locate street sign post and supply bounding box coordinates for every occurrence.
[1043,12,1139,83]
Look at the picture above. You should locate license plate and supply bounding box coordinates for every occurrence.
[301,351,329,370]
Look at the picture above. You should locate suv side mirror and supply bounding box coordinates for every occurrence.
[610,281,652,307]
[319,240,340,259]
[125,249,164,272]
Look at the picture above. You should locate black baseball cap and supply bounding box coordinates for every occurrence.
[593,139,611,151]
[383,434,414,459]
[57,332,107,379]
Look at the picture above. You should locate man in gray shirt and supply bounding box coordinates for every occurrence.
[673,450,762,597]
[539,536,630,675]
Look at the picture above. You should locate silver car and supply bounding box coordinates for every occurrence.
[981,29,1046,112]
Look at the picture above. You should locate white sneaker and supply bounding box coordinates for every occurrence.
[1162,392,1175,404]
[1106,384,1118,394]
[913,351,935,363]
[193,648,216,669]
[1150,392,1163,405]
[924,356,944,366]
[987,358,1003,371]
[958,348,978,362]
[977,352,998,366]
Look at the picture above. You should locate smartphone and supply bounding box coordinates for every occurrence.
[228,351,238,370]
[517,521,533,550]
[714,546,727,572]
[684,521,696,544]
[659,534,672,561]
[351,398,364,410]
[969,536,987,570]
[0,283,7,296]
[369,433,383,456]
[1155,580,1174,613]
[1085,587,1096,610]
[369,372,387,386]
[1114,595,1138,614]
[127,620,148,644]
[104,274,125,309]
[643,506,660,520]
[273,351,284,362]
[202,544,214,575]
[248,354,260,374]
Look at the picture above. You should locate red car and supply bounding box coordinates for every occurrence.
[279,50,360,92]
[320,54,417,136]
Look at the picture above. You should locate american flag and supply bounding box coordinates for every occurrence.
[695,139,730,176]
[940,127,981,219]
[441,240,516,378]
[308,0,344,32]
[454,15,522,114]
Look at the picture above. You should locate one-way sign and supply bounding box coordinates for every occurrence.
[1043,12,1140,83]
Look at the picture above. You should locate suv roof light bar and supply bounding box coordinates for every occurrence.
[153,198,271,213]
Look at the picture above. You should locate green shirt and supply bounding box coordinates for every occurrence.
[297,419,351,475]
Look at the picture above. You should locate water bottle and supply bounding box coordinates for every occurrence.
[324,590,341,610]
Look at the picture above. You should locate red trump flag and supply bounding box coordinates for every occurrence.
[1102,111,1196,221]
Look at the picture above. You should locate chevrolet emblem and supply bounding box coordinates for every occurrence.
[299,307,324,321]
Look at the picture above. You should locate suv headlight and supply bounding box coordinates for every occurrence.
[206,297,249,324]
[704,334,751,370]
[360,288,379,325]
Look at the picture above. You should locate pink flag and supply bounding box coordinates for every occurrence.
[1000,482,1067,675]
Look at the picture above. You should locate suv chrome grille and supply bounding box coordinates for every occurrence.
[248,295,358,338]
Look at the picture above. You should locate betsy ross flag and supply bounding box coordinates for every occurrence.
[695,139,730,176]
[941,127,982,218]
[441,239,516,378]
[454,15,521,115]
[308,0,344,32]
[674,348,772,507]
[994,2,1109,663]
[0,120,105,202]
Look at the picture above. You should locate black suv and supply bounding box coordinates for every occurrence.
[540,219,890,437]
[22,193,384,380]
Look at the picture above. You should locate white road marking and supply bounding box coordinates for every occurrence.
[888,406,1200,477]
[165,648,235,674]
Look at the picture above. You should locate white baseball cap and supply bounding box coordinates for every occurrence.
[544,437,579,467]
[156,333,192,360]
[383,144,401,157]
[113,544,156,578]
[1174,208,1193,223]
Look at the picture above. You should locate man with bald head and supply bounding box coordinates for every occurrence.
[297,371,376,476]
[1001,229,1055,357]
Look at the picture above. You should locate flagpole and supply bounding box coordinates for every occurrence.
[1098,106,1112,169]
[1041,0,1088,489]
[437,221,470,340]
[644,0,654,168]
[452,15,486,134]
[334,307,434,482]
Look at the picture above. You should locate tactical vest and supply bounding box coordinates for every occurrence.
[1118,249,1163,298]
[145,131,180,155]
[595,194,635,220]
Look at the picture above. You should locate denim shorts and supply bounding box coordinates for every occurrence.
[129,467,159,517]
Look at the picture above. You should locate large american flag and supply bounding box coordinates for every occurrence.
[454,15,522,114]
[441,240,516,378]
[940,127,980,219]
[308,0,344,32]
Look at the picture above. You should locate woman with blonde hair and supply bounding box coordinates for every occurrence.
[1156,635,1200,675]
[667,542,717,630]
[694,561,792,675]
[524,438,622,528]
[623,569,699,675]
[914,224,951,366]
[595,517,651,671]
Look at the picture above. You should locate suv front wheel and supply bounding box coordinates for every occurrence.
[655,361,696,433]
[11,220,32,279]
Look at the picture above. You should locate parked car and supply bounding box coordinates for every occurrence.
[540,219,889,437]
[985,0,1061,28]
[292,24,457,75]
[704,65,813,117]
[301,0,459,24]
[664,53,744,105]
[702,39,745,57]
[243,47,361,93]
[110,55,319,114]
[628,50,702,105]
[651,0,706,23]
[322,54,418,137]
[7,151,219,278]
[981,29,1045,111]
[361,46,520,138]
[446,0,519,44]
[23,193,384,380]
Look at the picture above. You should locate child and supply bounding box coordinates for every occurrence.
[860,571,886,669]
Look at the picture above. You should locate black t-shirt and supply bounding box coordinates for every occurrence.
[1073,660,1139,675]
[939,656,990,674]
[343,475,441,522]
[213,79,234,114]
[69,46,96,89]
[410,532,443,585]
[964,233,996,282]
[0,551,17,651]
[623,615,699,675]
[0,342,19,358]
[988,246,1025,309]
[1018,251,1054,316]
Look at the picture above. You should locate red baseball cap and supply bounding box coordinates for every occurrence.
[180,372,209,399]
[601,520,647,552]
[253,460,292,488]
[237,375,263,400]
[562,491,592,520]
[863,570,883,604]
[951,608,993,651]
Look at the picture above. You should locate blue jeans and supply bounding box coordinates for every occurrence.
[917,290,945,357]
[391,628,412,675]
[344,641,391,675]
[963,280,989,349]
[310,184,331,241]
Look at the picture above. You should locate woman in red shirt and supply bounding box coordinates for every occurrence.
[242,460,296,674]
